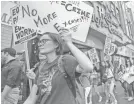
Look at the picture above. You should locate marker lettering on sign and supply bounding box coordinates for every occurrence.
[62,16,88,27]
[11,6,20,25]
[68,1,80,7]
[22,5,31,17]
[15,26,24,33]
[16,27,34,40]
[70,24,79,32]
[1,13,8,23]
[13,16,18,25]
[12,7,19,16]
[53,23,62,32]
[60,2,91,18]
[21,5,57,27]
[33,12,57,27]
[49,1,59,5]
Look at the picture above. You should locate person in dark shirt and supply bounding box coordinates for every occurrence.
[25,31,93,104]
[1,48,22,104]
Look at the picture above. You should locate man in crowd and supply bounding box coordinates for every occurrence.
[1,48,22,104]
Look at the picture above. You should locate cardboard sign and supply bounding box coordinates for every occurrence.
[1,1,16,26]
[118,71,124,81]
[11,5,37,45]
[104,37,112,55]
[104,55,112,61]
[13,1,93,42]
[122,73,134,84]
[87,48,100,64]
[104,37,117,55]
[109,43,117,55]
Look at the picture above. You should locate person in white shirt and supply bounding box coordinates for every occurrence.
[105,61,117,104]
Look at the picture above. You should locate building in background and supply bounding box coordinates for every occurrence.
[1,1,15,49]
[81,1,134,60]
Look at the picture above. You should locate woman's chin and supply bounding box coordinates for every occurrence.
[39,50,47,54]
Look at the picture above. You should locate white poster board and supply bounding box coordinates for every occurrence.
[87,48,100,64]
[104,55,112,62]
[122,73,134,84]
[14,1,93,42]
[109,43,117,55]
[104,37,117,56]
[104,37,112,55]
[1,1,16,26]
[11,5,37,45]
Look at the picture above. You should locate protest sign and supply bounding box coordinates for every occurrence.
[117,71,124,82]
[11,5,37,45]
[104,37,117,56]
[104,37,112,55]
[109,43,117,55]
[87,48,100,64]
[1,1,16,26]
[13,25,37,45]
[104,55,112,62]
[122,73,134,84]
[14,1,93,42]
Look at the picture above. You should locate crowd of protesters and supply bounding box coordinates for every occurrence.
[1,30,134,104]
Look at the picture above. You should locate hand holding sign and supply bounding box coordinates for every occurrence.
[26,69,36,80]
[60,28,72,44]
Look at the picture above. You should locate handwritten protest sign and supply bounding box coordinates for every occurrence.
[104,37,112,55]
[109,43,117,55]
[122,73,134,84]
[117,71,124,82]
[104,55,112,61]
[11,5,37,45]
[104,37,117,55]
[13,1,93,42]
[87,48,100,64]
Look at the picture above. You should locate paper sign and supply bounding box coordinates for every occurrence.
[104,37,112,55]
[104,55,112,61]
[122,73,134,84]
[109,43,117,55]
[87,48,100,64]
[104,37,117,55]
[118,71,124,81]
[11,5,37,45]
[1,1,16,26]
[13,1,93,42]
[13,25,37,45]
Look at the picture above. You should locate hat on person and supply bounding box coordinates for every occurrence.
[1,48,16,57]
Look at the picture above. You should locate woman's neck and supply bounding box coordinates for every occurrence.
[46,52,58,63]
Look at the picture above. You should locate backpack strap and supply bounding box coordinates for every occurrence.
[58,55,76,98]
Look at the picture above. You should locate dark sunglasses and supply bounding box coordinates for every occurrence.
[38,39,52,47]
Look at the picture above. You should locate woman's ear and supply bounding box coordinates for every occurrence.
[5,52,9,57]
[54,42,59,49]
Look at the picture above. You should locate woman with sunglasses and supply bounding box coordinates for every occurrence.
[24,31,93,104]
